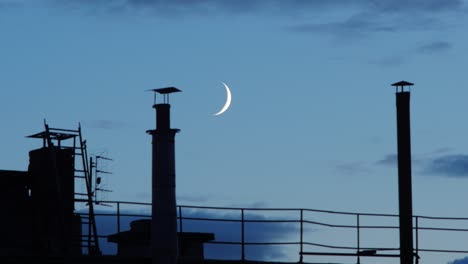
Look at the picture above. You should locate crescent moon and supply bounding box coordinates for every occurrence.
[213,82,232,116]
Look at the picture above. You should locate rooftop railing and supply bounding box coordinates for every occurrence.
[81,201,468,263]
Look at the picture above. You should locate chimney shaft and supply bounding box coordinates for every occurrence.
[393,81,414,264]
[156,104,171,131]
[148,97,180,264]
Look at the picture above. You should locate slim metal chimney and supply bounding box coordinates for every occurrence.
[392,81,415,264]
[147,87,181,264]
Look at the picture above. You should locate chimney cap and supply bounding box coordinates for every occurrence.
[148,87,181,94]
[391,81,414,87]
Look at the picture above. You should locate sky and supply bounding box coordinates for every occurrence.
[2,0,468,263]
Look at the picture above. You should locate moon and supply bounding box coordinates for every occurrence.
[213,82,232,116]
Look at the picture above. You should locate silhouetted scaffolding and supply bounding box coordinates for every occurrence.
[27,122,100,255]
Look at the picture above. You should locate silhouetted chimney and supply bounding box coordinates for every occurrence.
[392,81,415,264]
[147,87,181,264]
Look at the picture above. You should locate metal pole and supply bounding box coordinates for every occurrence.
[88,212,91,253]
[241,209,245,262]
[357,214,361,264]
[300,209,304,264]
[179,206,183,233]
[117,202,120,234]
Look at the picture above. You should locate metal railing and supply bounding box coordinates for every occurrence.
[79,201,468,263]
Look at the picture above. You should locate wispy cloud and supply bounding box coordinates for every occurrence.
[48,0,465,16]
[369,39,453,67]
[334,161,372,175]
[371,0,464,13]
[376,154,398,167]
[376,152,468,178]
[0,1,23,9]
[423,154,468,178]
[415,41,452,53]
[448,256,468,264]
[184,209,300,260]
[33,0,464,44]
[290,14,396,37]
[291,12,445,38]
[51,0,357,14]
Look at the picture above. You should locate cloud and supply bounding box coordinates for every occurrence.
[333,161,371,175]
[53,0,356,14]
[415,41,452,53]
[40,0,464,41]
[376,152,468,178]
[49,0,465,16]
[84,120,127,130]
[448,256,468,264]
[369,55,408,67]
[376,154,398,166]
[290,12,444,38]
[91,207,301,261]
[183,209,300,260]
[371,0,464,13]
[290,14,396,37]
[369,38,452,67]
[423,154,468,178]
[0,1,23,9]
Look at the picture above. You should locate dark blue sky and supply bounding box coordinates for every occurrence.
[2,1,468,263]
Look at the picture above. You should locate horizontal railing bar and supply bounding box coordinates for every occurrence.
[416,216,468,220]
[418,248,468,253]
[88,211,468,232]
[96,200,468,220]
[301,252,400,258]
[302,242,358,250]
[205,241,242,245]
[97,200,396,217]
[358,225,399,229]
[302,242,400,252]
[94,213,150,217]
[181,217,301,223]
[354,247,400,251]
[244,242,300,245]
[417,227,468,232]
[302,220,356,228]
[179,205,301,211]
[205,241,301,246]
[181,217,242,222]
[98,200,151,206]
[242,219,300,223]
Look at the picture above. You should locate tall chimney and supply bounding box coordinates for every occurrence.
[391,81,414,264]
[147,87,181,264]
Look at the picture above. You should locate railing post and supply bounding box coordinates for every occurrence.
[179,206,184,257]
[357,214,360,264]
[88,212,91,252]
[300,209,304,264]
[117,202,121,234]
[241,208,245,262]
[415,216,419,264]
